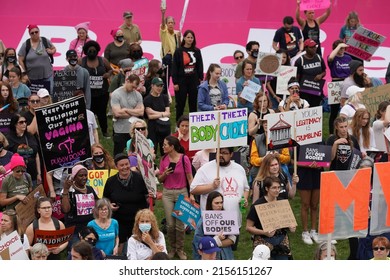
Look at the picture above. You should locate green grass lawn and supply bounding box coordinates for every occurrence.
[98,100,351,260]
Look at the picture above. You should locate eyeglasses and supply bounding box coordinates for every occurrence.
[373,246,387,251]
[29,100,40,104]
[39,206,52,210]
[17,120,27,124]
[135,127,146,131]
[234,55,243,60]
[14,169,26,173]
[30,31,39,35]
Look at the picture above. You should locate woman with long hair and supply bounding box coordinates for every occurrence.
[248,92,274,136]
[349,108,375,155]
[198,63,229,111]
[373,101,390,159]
[192,191,235,260]
[127,209,167,260]
[0,82,18,135]
[0,209,30,254]
[339,86,366,121]
[8,67,30,100]
[172,30,203,121]
[90,143,115,170]
[158,135,193,259]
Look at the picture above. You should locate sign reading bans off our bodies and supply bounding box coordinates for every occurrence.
[189,108,248,150]
[202,210,239,235]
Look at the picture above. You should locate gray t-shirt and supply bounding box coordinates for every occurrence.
[18,38,54,80]
[340,76,356,100]
[111,86,143,133]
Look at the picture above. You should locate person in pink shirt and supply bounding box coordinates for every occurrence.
[69,22,91,58]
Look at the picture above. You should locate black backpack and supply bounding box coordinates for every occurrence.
[25,37,54,64]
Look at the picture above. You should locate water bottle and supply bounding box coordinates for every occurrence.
[240,196,246,215]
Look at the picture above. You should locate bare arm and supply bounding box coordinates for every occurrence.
[316,1,332,25]
[190,178,220,195]
[26,115,38,135]
[295,0,305,27]
[161,8,166,29]
[272,41,279,52]
[145,106,170,120]
[328,42,348,62]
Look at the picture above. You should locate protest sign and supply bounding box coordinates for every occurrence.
[294,106,323,145]
[361,84,390,117]
[255,200,297,232]
[299,76,325,96]
[202,210,239,235]
[88,170,109,198]
[240,80,262,103]
[51,196,64,220]
[189,108,248,150]
[35,96,92,172]
[255,52,281,76]
[0,110,14,135]
[29,80,50,94]
[126,58,149,83]
[300,0,330,10]
[0,231,29,260]
[15,184,46,231]
[276,66,297,98]
[264,110,297,150]
[135,130,156,196]
[0,163,11,191]
[220,63,237,97]
[34,226,75,249]
[346,26,386,61]
[172,194,201,230]
[327,81,343,105]
[298,144,331,167]
[53,70,77,102]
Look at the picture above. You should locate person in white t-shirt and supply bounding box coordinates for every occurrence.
[190,147,250,228]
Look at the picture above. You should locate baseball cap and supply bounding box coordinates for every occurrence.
[304,39,317,48]
[152,77,164,86]
[346,85,365,98]
[123,11,133,18]
[252,245,270,260]
[37,88,50,98]
[198,236,221,254]
[66,49,78,58]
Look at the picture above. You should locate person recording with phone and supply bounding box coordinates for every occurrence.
[61,164,98,250]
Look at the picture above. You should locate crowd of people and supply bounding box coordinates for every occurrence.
[1,3,390,261]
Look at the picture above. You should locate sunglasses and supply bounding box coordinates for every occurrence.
[30,31,39,35]
[30,100,40,104]
[135,127,146,131]
[14,169,26,174]
[373,246,387,251]
[17,120,27,124]
[234,55,243,60]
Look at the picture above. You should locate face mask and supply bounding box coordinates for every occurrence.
[87,50,97,60]
[139,223,151,233]
[0,142,3,153]
[93,155,104,163]
[157,68,164,75]
[69,59,78,66]
[116,36,124,42]
[7,56,16,63]
[251,51,259,58]
[132,50,143,60]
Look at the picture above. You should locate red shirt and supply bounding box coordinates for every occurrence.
[172,132,198,161]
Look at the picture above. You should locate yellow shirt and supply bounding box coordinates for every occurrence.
[159,25,180,58]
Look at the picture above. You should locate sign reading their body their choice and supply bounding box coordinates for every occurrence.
[300,0,330,10]
[35,96,92,172]
[255,200,297,232]
[189,108,248,150]
[346,26,386,61]
[202,210,239,235]
[53,70,77,102]
[172,194,200,230]
[0,231,29,260]
[220,63,238,108]
[265,106,323,149]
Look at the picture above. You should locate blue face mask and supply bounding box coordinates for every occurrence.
[139,223,151,233]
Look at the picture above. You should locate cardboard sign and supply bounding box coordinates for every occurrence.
[15,184,46,231]
[346,26,386,61]
[255,52,281,76]
[34,226,75,249]
[240,80,262,103]
[299,76,325,96]
[255,200,297,232]
[53,70,77,102]
[276,66,297,98]
[361,84,390,117]
[300,0,330,10]
[0,231,29,260]
[298,144,332,167]
[172,194,201,230]
[87,170,109,198]
[189,108,248,150]
[327,81,343,105]
[135,130,156,196]
[35,96,92,172]
[219,63,237,97]
[202,210,239,235]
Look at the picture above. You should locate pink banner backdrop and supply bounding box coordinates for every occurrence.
[1,0,389,88]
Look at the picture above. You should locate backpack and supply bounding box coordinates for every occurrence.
[25,37,54,64]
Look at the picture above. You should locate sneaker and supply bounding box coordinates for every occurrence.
[331,240,337,245]
[103,132,111,139]
[310,230,320,244]
[177,251,187,260]
[302,231,313,245]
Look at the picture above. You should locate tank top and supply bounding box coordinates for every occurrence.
[81,56,109,97]
[302,20,322,55]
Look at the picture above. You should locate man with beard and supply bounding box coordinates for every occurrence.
[340,60,365,107]
[273,16,304,59]
[234,41,260,81]
[190,147,250,228]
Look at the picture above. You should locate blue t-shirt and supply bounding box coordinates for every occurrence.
[88,218,119,255]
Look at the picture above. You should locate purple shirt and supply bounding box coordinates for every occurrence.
[159,154,192,189]
[328,54,352,79]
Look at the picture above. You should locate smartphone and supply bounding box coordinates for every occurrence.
[168,162,176,171]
